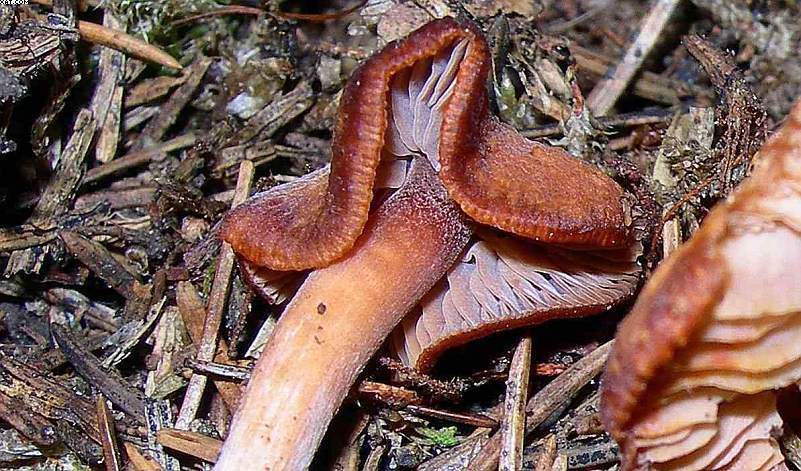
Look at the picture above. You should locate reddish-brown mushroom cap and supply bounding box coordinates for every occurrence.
[441,116,628,247]
[219,18,630,272]
[600,100,801,470]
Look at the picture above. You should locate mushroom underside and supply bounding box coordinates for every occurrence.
[601,100,801,471]
[623,223,801,471]
[386,38,468,170]
[229,38,473,302]
[392,229,642,371]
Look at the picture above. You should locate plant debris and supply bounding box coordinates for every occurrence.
[0,0,798,469]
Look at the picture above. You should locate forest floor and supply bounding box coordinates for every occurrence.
[0,0,800,469]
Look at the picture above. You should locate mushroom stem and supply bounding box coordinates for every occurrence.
[214,160,472,471]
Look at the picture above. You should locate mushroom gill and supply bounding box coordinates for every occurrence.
[600,99,801,471]
[393,229,642,371]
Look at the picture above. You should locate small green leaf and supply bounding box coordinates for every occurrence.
[416,426,460,448]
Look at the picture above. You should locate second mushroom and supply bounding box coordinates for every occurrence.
[216,18,643,470]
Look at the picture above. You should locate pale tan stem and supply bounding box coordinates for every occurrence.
[214,160,472,470]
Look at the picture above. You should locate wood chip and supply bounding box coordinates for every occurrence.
[157,428,222,463]
[125,75,187,108]
[0,229,57,254]
[58,229,153,321]
[123,105,160,131]
[83,132,197,184]
[44,288,119,332]
[145,306,191,400]
[58,230,146,300]
[123,442,163,471]
[90,11,126,163]
[0,353,103,462]
[34,329,108,371]
[4,108,94,275]
[103,298,165,367]
[95,80,124,163]
[135,58,211,150]
[75,186,158,211]
[96,395,123,471]
[0,16,68,76]
[51,323,147,421]
[0,390,60,447]
[33,108,95,222]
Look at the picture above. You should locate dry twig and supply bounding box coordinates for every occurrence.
[407,405,498,429]
[468,341,613,470]
[78,20,181,70]
[135,58,211,150]
[177,281,243,410]
[51,323,147,421]
[499,337,531,471]
[175,160,254,428]
[83,132,197,184]
[586,0,682,115]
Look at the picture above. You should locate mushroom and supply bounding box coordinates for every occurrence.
[216,18,639,470]
[600,98,801,470]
